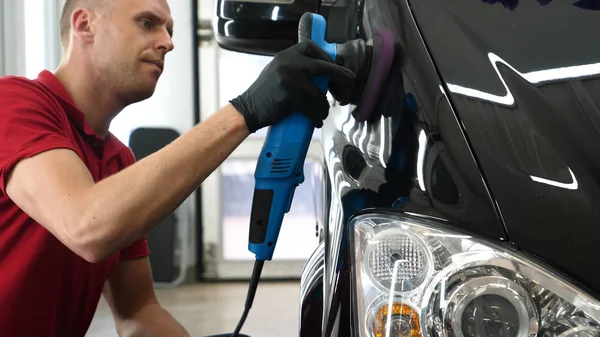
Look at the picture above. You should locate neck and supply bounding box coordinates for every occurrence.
[54,56,123,138]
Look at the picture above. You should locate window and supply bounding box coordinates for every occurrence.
[24,0,46,78]
[0,2,4,76]
[221,158,323,260]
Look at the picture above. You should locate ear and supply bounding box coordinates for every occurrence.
[71,8,97,44]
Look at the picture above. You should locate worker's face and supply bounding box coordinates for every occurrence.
[91,0,174,104]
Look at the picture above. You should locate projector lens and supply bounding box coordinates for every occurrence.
[461,294,520,337]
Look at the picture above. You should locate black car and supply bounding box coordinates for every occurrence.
[214,1,600,336]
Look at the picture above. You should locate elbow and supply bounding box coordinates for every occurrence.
[76,250,105,264]
[70,237,112,264]
[62,215,117,263]
[78,247,108,264]
[61,238,109,263]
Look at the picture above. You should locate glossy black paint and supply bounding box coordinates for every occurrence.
[299,243,325,337]
[214,0,319,55]
[315,0,512,334]
[410,0,600,296]
[218,0,317,21]
[214,0,360,55]
[305,0,600,335]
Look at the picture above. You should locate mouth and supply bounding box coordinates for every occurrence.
[143,60,164,73]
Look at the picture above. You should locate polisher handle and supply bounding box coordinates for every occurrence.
[298,13,338,92]
[247,13,337,261]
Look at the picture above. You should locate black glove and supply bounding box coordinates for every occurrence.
[230,40,356,133]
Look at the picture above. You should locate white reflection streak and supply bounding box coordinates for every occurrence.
[424,233,472,239]
[387,260,402,337]
[530,167,579,190]
[416,130,427,191]
[446,82,514,106]
[446,53,518,106]
[356,123,366,153]
[359,123,368,155]
[337,181,351,195]
[379,115,390,168]
[445,52,600,106]
[271,6,279,21]
[223,21,233,36]
[343,115,356,143]
[525,62,600,84]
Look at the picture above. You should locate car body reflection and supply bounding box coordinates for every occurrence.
[298,0,600,336]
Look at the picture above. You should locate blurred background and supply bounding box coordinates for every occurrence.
[0,0,324,335]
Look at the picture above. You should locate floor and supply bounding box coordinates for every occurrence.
[86,281,301,337]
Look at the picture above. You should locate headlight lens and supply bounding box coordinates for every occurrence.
[349,212,600,337]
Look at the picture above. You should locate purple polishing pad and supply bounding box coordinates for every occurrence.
[352,28,397,123]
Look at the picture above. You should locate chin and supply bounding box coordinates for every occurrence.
[138,88,157,102]
[137,79,159,96]
[124,87,157,105]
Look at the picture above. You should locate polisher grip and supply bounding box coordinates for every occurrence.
[247,13,337,261]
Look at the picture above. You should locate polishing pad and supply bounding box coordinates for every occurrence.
[352,28,397,122]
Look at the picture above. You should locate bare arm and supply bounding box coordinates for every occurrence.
[6,104,248,262]
[103,257,190,337]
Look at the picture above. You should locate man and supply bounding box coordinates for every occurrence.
[0,0,354,336]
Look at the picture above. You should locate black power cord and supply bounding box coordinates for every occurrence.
[231,259,265,337]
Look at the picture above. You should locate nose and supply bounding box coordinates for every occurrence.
[156,29,174,53]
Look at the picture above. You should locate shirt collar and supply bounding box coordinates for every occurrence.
[36,70,104,142]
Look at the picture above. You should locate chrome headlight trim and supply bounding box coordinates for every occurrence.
[348,210,600,337]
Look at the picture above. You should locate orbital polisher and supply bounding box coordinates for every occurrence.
[218,11,398,337]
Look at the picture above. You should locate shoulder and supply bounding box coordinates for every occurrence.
[0,75,31,87]
[0,75,61,114]
[1,75,47,96]
[0,76,69,136]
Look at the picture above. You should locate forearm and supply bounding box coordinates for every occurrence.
[115,303,190,337]
[75,104,249,261]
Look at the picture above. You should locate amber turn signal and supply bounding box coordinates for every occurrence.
[372,302,422,337]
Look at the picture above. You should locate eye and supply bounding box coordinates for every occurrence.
[139,19,153,29]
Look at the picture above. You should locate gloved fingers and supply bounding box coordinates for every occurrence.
[295,41,357,84]
[296,40,333,62]
[308,59,356,84]
[296,77,331,127]
[302,76,331,120]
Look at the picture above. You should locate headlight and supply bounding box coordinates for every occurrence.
[348,212,600,337]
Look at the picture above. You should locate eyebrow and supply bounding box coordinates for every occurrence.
[136,10,174,36]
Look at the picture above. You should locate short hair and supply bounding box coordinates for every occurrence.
[59,0,110,49]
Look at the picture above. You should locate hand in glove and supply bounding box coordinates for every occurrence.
[230,40,356,133]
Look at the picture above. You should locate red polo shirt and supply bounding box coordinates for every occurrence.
[0,70,150,336]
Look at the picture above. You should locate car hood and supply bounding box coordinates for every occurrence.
[409,0,600,293]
